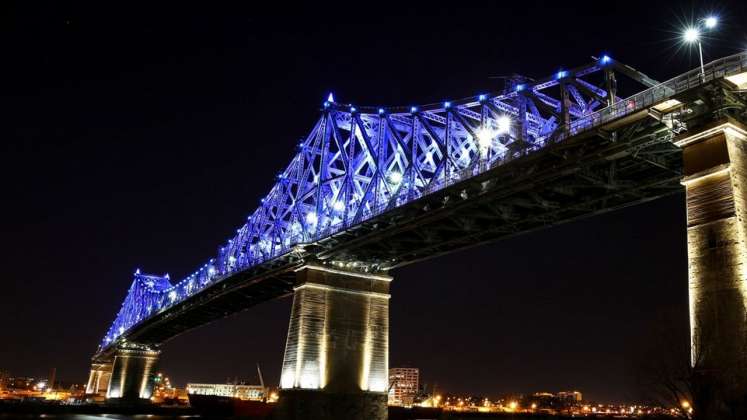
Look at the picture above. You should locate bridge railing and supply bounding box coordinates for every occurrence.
[566,52,747,137]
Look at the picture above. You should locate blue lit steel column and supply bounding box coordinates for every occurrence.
[105,343,160,402]
[276,264,391,420]
[676,119,747,418]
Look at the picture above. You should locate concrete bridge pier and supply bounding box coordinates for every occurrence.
[676,119,747,417]
[104,344,161,402]
[85,361,112,396]
[275,264,391,420]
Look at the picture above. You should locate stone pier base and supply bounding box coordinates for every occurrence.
[105,344,160,402]
[677,119,747,419]
[85,361,112,396]
[274,389,388,420]
[275,264,392,420]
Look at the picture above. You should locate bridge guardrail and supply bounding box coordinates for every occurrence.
[566,52,747,137]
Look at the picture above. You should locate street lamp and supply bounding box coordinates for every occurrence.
[683,15,718,82]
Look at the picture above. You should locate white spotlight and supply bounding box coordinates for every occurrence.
[684,27,700,43]
[496,116,512,134]
[476,127,494,150]
[388,172,403,185]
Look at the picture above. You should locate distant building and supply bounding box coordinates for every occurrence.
[186,383,265,401]
[0,371,8,390]
[557,391,582,402]
[7,377,35,390]
[388,368,419,406]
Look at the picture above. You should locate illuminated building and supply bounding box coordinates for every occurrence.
[557,390,582,402]
[8,377,35,390]
[187,383,265,401]
[151,372,179,401]
[388,367,419,406]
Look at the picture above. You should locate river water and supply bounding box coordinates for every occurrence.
[0,416,200,420]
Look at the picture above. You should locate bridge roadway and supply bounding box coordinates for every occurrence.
[88,53,747,419]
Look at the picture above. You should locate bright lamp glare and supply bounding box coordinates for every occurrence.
[388,172,403,185]
[476,127,494,149]
[704,16,718,29]
[684,27,700,43]
[496,116,511,134]
[305,212,318,225]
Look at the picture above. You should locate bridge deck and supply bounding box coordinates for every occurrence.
[95,53,747,360]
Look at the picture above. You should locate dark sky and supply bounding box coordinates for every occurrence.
[2,1,747,404]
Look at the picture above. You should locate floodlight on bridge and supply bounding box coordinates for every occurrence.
[704,16,718,29]
[684,27,701,43]
[477,116,512,153]
[388,171,403,185]
[496,115,511,135]
[476,127,495,152]
[683,15,720,82]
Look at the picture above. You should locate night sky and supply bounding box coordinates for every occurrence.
[3,1,747,404]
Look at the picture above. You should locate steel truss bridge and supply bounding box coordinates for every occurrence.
[95,53,747,362]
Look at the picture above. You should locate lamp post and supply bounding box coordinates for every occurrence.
[683,16,718,82]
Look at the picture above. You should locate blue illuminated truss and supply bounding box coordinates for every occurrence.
[102,53,709,350]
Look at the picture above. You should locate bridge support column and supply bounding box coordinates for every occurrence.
[105,344,160,402]
[85,361,112,396]
[676,119,747,417]
[275,264,391,420]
